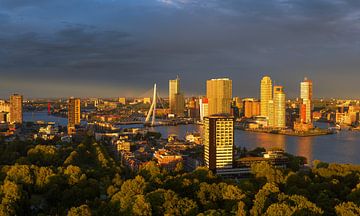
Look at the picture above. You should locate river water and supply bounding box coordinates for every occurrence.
[24,112,360,165]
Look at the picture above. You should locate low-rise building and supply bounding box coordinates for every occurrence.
[154,149,183,170]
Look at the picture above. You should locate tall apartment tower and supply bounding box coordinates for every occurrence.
[300,77,313,123]
[260,76,273,118]
[206,78,232,116]
[10,94,23,124]
[169,76,185,116]
[273,86,286,128]
[204,115,234,172]
[68,97,81,135]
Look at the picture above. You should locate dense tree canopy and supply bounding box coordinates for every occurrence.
[0,136,359,215]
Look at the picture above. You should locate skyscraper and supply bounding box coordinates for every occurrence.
[300,77,313,123]
[199,97,208,121]
[10,94,23,124]
[273,86,286,128]
[204,115,234,172]
[206,78,232,115]
[260,76,273,118]
[68,97,81,135]
[169,76,185,116]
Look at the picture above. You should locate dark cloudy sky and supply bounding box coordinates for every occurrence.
[1,0,360,99]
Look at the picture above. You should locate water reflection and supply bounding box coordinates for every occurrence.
[296,137,313,164]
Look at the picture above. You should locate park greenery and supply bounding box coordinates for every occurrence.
[0,136,359,215]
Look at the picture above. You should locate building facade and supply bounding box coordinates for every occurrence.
[273,86,286,128]
[10,94,23,124]
[204,115,234,172]
[169,76,185,116]
[260,76,273,118]
[68,97,81,135]
[206,78,232,116]
[300,77,313,123]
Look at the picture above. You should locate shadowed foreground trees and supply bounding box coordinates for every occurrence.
[0,137,360,215]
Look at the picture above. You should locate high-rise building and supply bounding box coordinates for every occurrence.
[300,77,313,123]
[169,76,185,116]
[206,78,232,115]
[260,76,273,118]
[10,94,23,124]
[242,98,261,118]
[204,115,234,172]
[68,97,81,135]
[273,86,286,128]
[268,100,274,127]
[199,97,208,121]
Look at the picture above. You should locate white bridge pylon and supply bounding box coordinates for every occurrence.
[145,83,157,126]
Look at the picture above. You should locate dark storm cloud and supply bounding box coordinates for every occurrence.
[0,0,360,98]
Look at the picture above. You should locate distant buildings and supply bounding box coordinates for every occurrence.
[169,76,185,116]
[10,94,23,124]
[68,97,81,135]
[118,97,126,105]
[206,78,232,115]
[204,115,234,172]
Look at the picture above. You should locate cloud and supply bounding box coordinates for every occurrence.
[1,0,360,98]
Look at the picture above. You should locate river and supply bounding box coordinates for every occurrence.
[24,112,360,165]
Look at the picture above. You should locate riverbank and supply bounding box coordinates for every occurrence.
[235,127,334,137]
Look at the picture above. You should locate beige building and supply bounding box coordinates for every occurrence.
[169,76,185,116]
[10,94,23,124]
[68,97,81,135]
[242,98,260,118]
[204,115,234,172]
[260,76,273,118]
[273,86,286,128]
[206,78,232,116]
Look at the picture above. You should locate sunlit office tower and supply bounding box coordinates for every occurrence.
[260,76,273,118]
[169,76,185,116]
[204,115,234,172]
[199,98,209,121]
[9,94,23,124]
[300,77,313,123]
[267,100,274,127]
[273,86,286,128]
[68,97,81,135]
[206,78,232,115]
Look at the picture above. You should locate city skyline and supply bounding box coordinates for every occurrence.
[1,1,360,98]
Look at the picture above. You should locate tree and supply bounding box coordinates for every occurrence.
[250,183,280,216]
[111,175,147,212]
[64,165,83,185]
[335,202,360,216]
[27,145,59,166]
[132,195,152,216]
[0,180,25,215]
[6,165,34,186]
[68,204,92,216]
[251,162,284,184]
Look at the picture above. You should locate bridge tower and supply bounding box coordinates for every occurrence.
[145,84,157,126]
